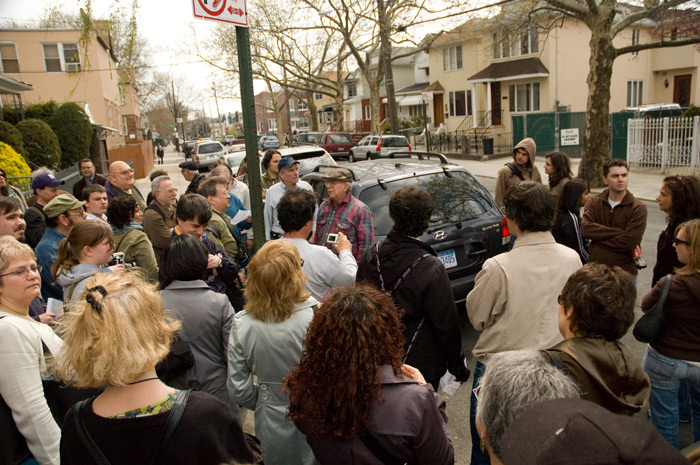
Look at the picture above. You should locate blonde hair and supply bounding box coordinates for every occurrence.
[244,240,309,323]
[0,236,35,285]
[54,272,180,388]
[51,220,114,278]
[676,219,700,276]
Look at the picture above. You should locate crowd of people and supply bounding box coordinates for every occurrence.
[0,141,698,465]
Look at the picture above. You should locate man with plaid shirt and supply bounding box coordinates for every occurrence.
[313,168,374,261]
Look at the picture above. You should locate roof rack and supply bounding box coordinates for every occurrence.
[310,164,359,181]
[387,151,450,164]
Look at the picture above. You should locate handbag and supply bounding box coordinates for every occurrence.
[633,273,673,343]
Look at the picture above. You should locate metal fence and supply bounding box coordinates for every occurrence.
[8,163,93,201]
[627,116,700,171]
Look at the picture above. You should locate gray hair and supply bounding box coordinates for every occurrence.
[31,167,54,178]
[475,350,579,459]
[210,165,232,182]
[151,175,171,196]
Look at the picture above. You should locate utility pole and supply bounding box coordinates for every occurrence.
[377,0,399,134]
[212,83,225,139]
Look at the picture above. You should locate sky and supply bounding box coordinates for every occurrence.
[0,0,251,116]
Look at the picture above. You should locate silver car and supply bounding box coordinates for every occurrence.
[348,134,411,162]
[192,140,226,171]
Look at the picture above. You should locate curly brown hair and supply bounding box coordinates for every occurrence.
[389,185,433,237]
[285,285,405,440]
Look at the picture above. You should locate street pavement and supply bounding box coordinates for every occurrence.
[135,145,693,463]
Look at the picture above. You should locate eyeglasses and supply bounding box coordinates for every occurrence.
[0,173,6,179]
[118,169,135,176]
[0,264,42,279]
[67,211,84,217]
[557,294,565,305]
[162,188,178,194]
[673,237,691,246]
[499,206,507,216]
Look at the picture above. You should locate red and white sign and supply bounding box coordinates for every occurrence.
[192,0,248,27]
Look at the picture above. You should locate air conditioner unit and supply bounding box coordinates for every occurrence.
[66,63,81,72]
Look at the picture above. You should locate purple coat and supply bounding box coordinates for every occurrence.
[299,365,454,465]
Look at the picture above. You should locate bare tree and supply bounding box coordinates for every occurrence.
[519,0,700,186]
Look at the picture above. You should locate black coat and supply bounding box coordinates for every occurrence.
[72,174,107,200]
[356,232,469,382]
[653,222,681,287]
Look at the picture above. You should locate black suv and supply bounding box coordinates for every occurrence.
[302,152,509,305]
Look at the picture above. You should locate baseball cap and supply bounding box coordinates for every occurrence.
[43,194,85,218]
[32,173,64,190]
[277,157,299,172]
[322,167,352,183]
[500,398,689,465]
[179,161,198,171]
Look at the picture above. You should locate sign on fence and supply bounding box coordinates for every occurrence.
[561,128,579,146]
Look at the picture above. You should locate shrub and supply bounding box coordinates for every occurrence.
[26,101,59,123]
[684,105,700,119]
[0,142,31,178]
[16,119,61,169]
[50,102,92,169]
[0,122,26,157]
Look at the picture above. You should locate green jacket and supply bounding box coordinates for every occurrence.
[114,228,159,282]
[207,211,238,259]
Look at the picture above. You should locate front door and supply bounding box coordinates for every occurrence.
[491,82,501,126]
[674,75,692,107]
[434,94,444,126]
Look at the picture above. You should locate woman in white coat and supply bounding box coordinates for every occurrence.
[227,239,318,465]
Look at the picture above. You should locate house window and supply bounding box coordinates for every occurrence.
[267,100,274,112]
[493,28,538,59]
[449,91,466,116]
[509,83,540,112]
[42,43,81,72]
[298,117,309,127]
[408,105,424,118]
[288,99,295,111]
[268,118,277,131]
[298,100,308,110]
[364,104,371,120]
[347,83,357,98]
[627,80,643,107]
[0,43,19,73]
[122,116,128,135]
[442,45,462,72]
[315,92,323,100]
[632,29,640,57]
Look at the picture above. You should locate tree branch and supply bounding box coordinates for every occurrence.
[612,0,697,35]
[615,35,700,56]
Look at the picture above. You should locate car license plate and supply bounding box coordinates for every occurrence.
[438,250,457,269]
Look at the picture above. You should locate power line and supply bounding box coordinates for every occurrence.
[6,59,227,74]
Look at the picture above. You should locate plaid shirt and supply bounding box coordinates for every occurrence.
[314,192,374,261]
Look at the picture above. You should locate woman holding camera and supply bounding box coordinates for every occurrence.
[52,220,124,306]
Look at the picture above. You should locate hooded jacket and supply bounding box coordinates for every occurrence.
[494,138,543,207]
[542,338,650,416]
[643,273,700,362]
[56,264,111,306]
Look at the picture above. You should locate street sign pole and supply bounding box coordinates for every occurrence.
[236,26,264,250]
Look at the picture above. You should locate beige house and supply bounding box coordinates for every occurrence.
[427,15,700,138]
[0,28,125,150]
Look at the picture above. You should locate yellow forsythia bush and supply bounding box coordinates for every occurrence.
[0,141,31,180]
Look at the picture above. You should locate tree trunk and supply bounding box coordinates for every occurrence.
[579,26,616,187]
[308,95,318,131]
[335,89,345,131]
[369,81,382,134]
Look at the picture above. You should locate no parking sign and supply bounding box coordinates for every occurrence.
[192,0,248,26]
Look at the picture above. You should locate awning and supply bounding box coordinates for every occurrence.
[0,74,33,95]
[382,96,404,104]
[399,95,424,106]
[468,58,549,83]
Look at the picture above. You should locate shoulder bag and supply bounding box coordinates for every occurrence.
[633,273,673,343]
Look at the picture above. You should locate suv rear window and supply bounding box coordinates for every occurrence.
[358,171,493,236]
[328,134,353,144]
[199,143,223,154]
[381,136,408,147]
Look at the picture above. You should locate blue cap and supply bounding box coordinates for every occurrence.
[31,173,64,191]
[278,157,299,172]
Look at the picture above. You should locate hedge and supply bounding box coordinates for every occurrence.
[0,122,26,157]
[16,118,61,169]
[50,102,93,169]
[0,142,31,178]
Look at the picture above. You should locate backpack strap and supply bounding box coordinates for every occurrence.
[150,389,191,464]
[29,204,46,222]
[360,433,405,465]
[505,162,525,181]
[145,203,166,220]
[205,224,221,240]
[544,350,568,375]
[115,229,135,252]
[73,400,112,465]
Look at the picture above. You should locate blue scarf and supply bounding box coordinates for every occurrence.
[111,220,143,236]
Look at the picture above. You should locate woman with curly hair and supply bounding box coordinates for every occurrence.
[286,285,454,464]
[544,152,573,200]
[653,175,700,286]
[227,239,318,465]
[56,272,256,465]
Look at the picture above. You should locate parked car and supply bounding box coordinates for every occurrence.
[293,132,354,160]
[621,103,683,119]
[258,135,281,151]
[272,146,337,176]
[192,140,226,171]
[184,140,197,158]
[348,134,411,162]
[222,135,236,145]
[302,152,509,304]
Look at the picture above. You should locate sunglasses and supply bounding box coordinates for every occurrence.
[673,237,691,246]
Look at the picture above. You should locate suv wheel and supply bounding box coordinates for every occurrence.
[349,151,355,163]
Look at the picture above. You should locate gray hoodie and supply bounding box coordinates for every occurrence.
[55,264,111,306]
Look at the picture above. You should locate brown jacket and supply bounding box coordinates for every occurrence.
[581,188,647,275]
[142,199,177,262]
[494,137,542,207]
[542,337,650,416]
[643,273,700,362]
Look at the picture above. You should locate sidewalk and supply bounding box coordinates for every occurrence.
[134,145,190,195]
